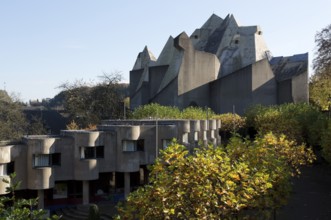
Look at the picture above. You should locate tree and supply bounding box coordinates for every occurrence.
[0,90,48,140]
[0,90,28,141]
[310,24,331,110]
[115,134,314,219]
[58,72,128,128]
[0,173,59,220]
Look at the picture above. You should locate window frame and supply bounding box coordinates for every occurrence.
[33,153,61,168]
[33,154,51,168]
[122,139,144,152]
[80,146,104,159]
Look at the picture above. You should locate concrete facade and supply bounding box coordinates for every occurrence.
[130,14,308,114]
[0,119,221,209]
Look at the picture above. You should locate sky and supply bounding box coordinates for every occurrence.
[1,1,330,102]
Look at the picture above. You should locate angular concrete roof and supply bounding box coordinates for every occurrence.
[270,53,308,81]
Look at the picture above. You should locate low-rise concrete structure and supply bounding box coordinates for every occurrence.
[0,119,221,210]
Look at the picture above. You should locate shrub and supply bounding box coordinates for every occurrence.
[245,103,327,146]
[321,120,331,163]
[212,113,246,132]
[115,134,315,219]
[88,204,100,220]
[129,103,181,119]
[181,106,215,119]
[130,103,215,120]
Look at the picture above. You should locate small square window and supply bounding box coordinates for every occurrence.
[33,154,51,167]
[84,147,95,159]
[123,140,136,152]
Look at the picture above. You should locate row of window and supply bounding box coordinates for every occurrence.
[29,139,173,169]
[122,139,172,152]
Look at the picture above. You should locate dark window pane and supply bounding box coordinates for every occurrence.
[137,139,144,151]
[96,146,104,158]
[52,153,61,166]
[84,147,95,159]
[6,162,14,175]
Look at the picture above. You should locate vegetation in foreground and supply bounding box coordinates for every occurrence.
[115,134,315,219]
[0,173,59,220]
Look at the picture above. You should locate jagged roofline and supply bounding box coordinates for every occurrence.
[200,14,224,30]
[132,46,157,70]
[143,46,157,61]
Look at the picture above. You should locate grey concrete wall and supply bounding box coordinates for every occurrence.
[98,132,117,173]
[176,32,219,96]
[277,79,293,104]
[251,59,277,106]
[152,78,178,107]
[149,65,169,99]
[210,65,253,115]
[292,70,309,103]
[53,137,74,181]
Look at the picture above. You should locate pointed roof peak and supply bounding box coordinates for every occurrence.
[142,46,156,61]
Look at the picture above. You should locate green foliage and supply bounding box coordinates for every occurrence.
[0,173,59,220]
[310,23,331,110]
[88,204,100,220]
[321,120,331,163]
[313,23,331,77]
[309,74,331,110]
[130,103,214,120]
[213,113,246,132]
[0,91,28,141]
[130,103,181,119]
[59,72,128,128]
[181,106,214,119]
[115,134,315,219]
[245,103,327,146]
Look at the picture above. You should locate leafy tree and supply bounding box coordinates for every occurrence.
[0,90,48,140]
[58,72,128,128]
[0,173,59,220]
[310,23,331,110]
[0,90,28,141]
[26,115,48,135]
[115,134,314,219]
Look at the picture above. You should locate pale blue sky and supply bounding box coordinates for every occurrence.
[1,0,330,102]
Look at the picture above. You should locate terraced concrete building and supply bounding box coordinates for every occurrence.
[0,119,221,211]
[130,14,308,114]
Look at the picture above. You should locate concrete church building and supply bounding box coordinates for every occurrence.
[130,14,309,114]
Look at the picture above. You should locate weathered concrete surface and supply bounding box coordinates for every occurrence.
[129,13,308,114]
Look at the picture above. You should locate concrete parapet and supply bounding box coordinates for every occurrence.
[179,120,190,133]
[27,167,54,189]
[200,120,208,131]
[209,119,217,130]
[190,120,201,132]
